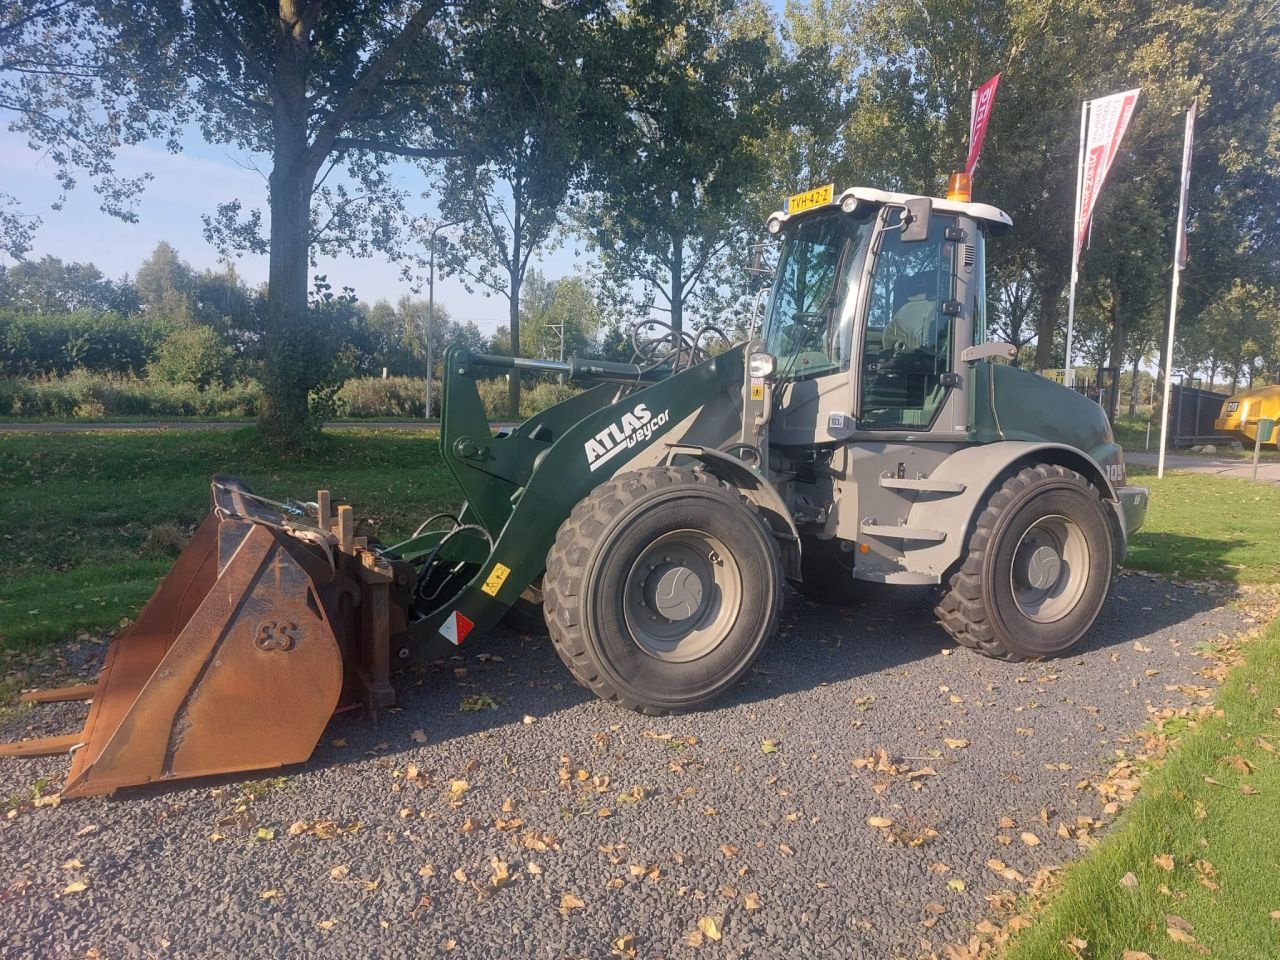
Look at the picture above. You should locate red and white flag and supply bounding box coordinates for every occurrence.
[1076,88,1141,255]
[965,73,1001,177]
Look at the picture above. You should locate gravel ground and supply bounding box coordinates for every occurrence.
[0,574,1241,960]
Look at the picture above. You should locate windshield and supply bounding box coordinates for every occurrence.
[764,211,871,380]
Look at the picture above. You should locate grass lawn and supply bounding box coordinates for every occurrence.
[1005,615,1280,960]
[0,429,455,653]
[1124,466,1280,585]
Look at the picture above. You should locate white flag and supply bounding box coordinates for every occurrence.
[1076,88,1141,255]
[1175,100,1197,269]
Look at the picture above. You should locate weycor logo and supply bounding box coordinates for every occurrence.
[584,403,671,472]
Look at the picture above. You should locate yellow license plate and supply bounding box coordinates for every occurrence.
[785,183,834,214]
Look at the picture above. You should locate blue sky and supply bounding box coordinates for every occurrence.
[0,124,588,334]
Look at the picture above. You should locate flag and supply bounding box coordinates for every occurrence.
[965,73,1001,177]
[1076,88,1141,255]
[1175,100,1197,269]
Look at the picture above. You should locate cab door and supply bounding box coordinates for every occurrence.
[856,210,967,432]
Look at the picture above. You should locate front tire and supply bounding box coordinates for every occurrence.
[935,464,1115,660]
[544,467,782,714]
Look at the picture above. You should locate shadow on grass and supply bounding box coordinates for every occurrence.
[1124,531,1256,585]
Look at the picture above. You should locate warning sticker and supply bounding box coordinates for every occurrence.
[481,562,511,597]
[439,610,475,645]
[750,384,765,400]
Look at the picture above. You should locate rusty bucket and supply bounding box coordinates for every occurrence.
[0,478,397,798]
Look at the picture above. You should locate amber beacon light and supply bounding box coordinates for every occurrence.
[947,172,972,202]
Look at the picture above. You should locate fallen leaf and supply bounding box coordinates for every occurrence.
[743,892,763,911]
[560,893,585,915]
[947,879,966,892]
[260,889,282,900]
[778,844,795,857]
[411,728,428,743]
[944,738,970,749]
[1020,832,1041,847]
[1153,854,1175,872]
[526,862,542,875]
[719,843,739,858]
[867,816,894,828]
[522,714,537,725]
[61,858,83,871]
[317,919,338,931]
[1122,952,1153,960]
[329,865,349,880]
[448,779,469,798]
[418,864,435,878]
[1120,872,1138,890]
[254,827,275,842]
[697,916,722,942]
[62,880,88,895]
[1166,926,1197,945]
[761,739,779,754]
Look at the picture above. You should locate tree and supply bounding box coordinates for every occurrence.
[435,0,609,413]
[0,1,182,255]
[518,271,603,362]
[13,1,481,448]
[135,241,197,317]
[582,0,780,339]
[0,255,133,314]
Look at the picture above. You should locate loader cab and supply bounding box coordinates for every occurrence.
[763,187,1011,446]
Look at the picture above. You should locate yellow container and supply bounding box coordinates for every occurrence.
[1215,384,1280,445]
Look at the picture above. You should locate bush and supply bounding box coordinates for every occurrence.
[474,377,583,419]
[335,376,428,418]
[149,325,233,388]
[0,309,168,377]
[0,370,259,418]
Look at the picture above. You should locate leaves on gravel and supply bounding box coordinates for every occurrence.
[559,893,585,915]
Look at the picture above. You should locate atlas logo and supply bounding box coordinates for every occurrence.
[584,402,671,472]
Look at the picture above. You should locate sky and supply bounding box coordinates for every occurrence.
[0,124,591,336]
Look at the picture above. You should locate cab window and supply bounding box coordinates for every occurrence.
[859,214,957,429]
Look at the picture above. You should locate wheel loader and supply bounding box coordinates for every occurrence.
[2,183,1148,797]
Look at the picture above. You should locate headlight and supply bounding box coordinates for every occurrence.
[766,216,783,235]
[749,353,776,378]
[840,195,858,213]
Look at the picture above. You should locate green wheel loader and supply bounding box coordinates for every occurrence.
[3,185,1148,796]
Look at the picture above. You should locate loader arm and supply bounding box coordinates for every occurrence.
[389,344,760,660]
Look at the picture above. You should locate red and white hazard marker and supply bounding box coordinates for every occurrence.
[438,610,474,646]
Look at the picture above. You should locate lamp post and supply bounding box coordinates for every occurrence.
[426,218,467,420]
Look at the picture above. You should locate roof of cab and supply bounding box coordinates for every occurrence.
[767,186,1014,233]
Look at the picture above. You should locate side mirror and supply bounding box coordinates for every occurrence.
[901,198,932,242]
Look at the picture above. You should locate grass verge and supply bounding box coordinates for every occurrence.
[1004,616,1280,960]
[0,429,455,653]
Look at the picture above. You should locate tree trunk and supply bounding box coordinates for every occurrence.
[259,14,320,451]
[1033,273,1066,371]
[1106,289,1124,422]
[507,183,524,416]
[1128,351,1140,418]
[669,235,684,337]
[507,269,522,416]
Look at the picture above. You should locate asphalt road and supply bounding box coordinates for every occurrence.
[1127,450,1280,483]
[0,575,1241,960]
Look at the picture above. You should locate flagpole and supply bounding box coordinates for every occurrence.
[1065,99,1089,388]
[1157,103,1197,479]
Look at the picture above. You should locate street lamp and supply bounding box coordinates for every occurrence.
[426,218,467,420]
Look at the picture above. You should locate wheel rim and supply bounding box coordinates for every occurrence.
[1008,514,1089,623]
[622,529,742,663]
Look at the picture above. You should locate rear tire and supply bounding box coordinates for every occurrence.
[935,464,1115,660]
[544,467,782,714]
